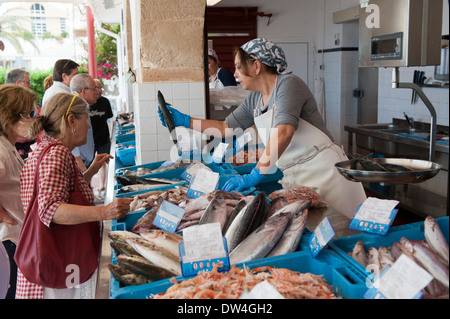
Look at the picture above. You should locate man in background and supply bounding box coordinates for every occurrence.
[70,73,97,173]
[5,68,32,89]
[41,59,79,112]
[89,79,114,200]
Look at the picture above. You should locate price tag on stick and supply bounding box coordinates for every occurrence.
[350,197,399,235]
[152,200,185,234]
[179,223,230,277]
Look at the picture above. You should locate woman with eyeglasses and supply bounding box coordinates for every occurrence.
[0,84,38,299]
[14,92,132,299]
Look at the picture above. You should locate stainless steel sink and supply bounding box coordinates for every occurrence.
[345,119,449,169]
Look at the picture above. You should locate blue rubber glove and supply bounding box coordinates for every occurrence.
[158,104,191,128]
[222,168,264,192]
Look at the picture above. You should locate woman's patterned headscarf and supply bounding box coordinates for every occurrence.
[241,38,289,74]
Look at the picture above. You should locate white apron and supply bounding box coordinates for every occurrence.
[209,69,225,90]
[253,90,367,218]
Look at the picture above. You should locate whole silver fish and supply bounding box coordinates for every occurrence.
[139,229,183,258]
[120,184,174,193]
[263,196,289,222]
[225,192,266,252]
[229,212,291,265]
[116,254,178,282]
[409,240,449,288]
[125,237,182,276]
[352,240,368,267]
[378,246,395,271]
[367,247,381,276]
[108,263,150,286]
[222,197,250,234]
[266,200,311,257]
[424,216,449,265]
[198,195,228,231]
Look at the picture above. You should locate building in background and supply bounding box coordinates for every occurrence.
[0,1,87,70]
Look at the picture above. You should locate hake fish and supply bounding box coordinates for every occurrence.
[198,195,228,231]
[138,229,183,258]
[424,216,449,265]
[266,200,310,257]
[116,254,178,282]
[225,192,267,252]
[229,212,291,265]
[157,90,179,148]
[125,237,182,276]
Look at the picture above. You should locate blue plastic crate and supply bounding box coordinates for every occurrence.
[328,216,449,279]
[116,132,135,143]
[110,249,368,299]
[116,141,136,166]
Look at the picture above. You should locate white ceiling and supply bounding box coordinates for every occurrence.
[0,0,122,24]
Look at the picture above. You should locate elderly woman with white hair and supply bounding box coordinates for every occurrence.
[160,38,367,218]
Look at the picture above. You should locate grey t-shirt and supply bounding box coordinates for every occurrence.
[225,74,333,142]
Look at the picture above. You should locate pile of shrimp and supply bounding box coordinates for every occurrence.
[152,264,339,299]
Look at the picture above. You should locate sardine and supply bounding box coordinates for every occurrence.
[125,237,182,276]
[352,240,368,267]
[424,216,449,265]
[198,195,228,231]
[116,254,178,282]
[229,212,291,265]
[157,90,179,148]
[266,200,311,257]
[225,192,267,252]
[139,229,183,258]
[410,240,449,288]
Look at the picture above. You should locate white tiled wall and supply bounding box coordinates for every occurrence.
[132,81,206,165]
[378,67,449,126]
[322,50,359,149]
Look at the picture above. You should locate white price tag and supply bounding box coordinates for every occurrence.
[377,255,433,299]
[212,142,229,161]
[182,223,227,264]
[355,197,399,225]
[239,281,284,299]
[189,168,220,195]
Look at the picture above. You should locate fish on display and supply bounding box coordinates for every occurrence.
[198,195,228,231]
[222,197,250,234]
[424,216,449,265]
[108,263,150,286]
[366,247,381,276]
[229,212,291,265]
[138,229,183,258]
[108,230,142,243]
[110,241,141,256]
[351,240,368,267]
[125,237,182,276]
[225,192,267,252]
[266,200,311,257]
[120,184,173,193]
[116,254,178,282]
[406,239,449,288]
[157,90,179,150]
[263,196,288,222]
[131,209,158,233]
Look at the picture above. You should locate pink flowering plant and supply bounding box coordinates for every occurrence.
[80,23,120,80]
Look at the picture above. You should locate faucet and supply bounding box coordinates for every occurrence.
[403,112,415,130]
[392,67,437,162]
